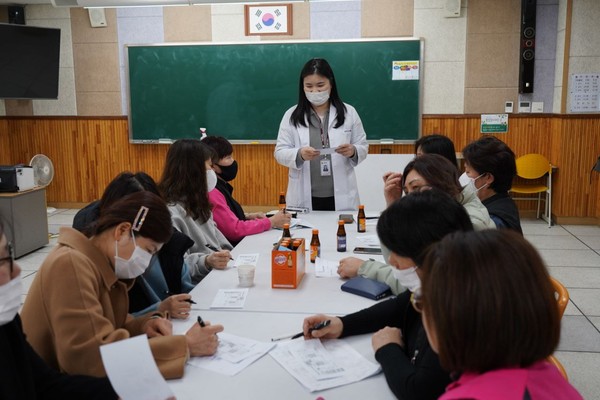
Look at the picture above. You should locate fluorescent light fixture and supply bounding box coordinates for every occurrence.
[54,0,313,7]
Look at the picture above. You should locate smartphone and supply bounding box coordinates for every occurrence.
[353,247,382,255]
[339,214,355,224]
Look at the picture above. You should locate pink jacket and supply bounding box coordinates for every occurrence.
[441,361,582,400]
[208,188,271,244]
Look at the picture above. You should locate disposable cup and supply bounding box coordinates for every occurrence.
[237,264,256,287]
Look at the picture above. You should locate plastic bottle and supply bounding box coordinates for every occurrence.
[336,220,347,252]
[357,204,366,233]
[278,192,286,213]
[310,229,321,263]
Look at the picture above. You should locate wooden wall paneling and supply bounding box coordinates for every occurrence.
[0,119,10,162]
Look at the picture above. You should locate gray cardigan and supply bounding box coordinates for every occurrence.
[168,203,233,284]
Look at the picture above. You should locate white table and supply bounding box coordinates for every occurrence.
[171,211,394,399]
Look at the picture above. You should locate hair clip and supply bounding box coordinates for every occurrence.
[132,206,149,232]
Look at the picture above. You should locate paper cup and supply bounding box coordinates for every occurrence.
[237,264,256,287]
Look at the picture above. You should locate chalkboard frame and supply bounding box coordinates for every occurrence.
[126,38,423,144]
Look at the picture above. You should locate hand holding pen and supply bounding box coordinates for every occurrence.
[185,315,224,357]
[158,293,195,320]
[302,315,343,340]
[205,243,233,269]
[271,320,332,342]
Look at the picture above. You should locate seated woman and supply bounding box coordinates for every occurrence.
[462,136,523,233]
[21,191,223,379]
[383,134,459,206]
[159,139,233,284]
[202,135,290,246]
[420,230,582,399]
[0,218,118,400]
[339,154,495,294]
[303,190,474,400]
[73,171,196,319]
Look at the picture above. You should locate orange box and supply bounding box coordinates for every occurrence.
[271,238,305,289]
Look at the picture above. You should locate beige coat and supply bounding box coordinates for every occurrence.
[21,227,188,379]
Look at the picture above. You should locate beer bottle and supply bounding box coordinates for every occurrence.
[279,191,286,213]
[357,205,366,233]
[281,223,292,241]
[336,220,347,252]
[310,229,321,263]
[292,239,302,251]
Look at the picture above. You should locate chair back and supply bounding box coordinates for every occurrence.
[548,354,569,381]
[515,154,551,179]
[551,277,569,319]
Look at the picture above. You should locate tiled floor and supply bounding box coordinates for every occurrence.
[16,209,600,399]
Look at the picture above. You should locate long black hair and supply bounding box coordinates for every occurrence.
[290,58,346,129]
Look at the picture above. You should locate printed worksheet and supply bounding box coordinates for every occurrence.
[210,289,248,308]
[234,253,260,267]
[315,257,339,278]
[270,339,381,392]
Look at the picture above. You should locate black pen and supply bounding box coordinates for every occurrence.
[185,299,197,304]
[205,243,235,260]
[271,320,331,342]
[197,315,206,327]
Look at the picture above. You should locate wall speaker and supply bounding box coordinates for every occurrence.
[8,6,25,25]
[519,0,536,93]
[444,0,461,18]
[88,8,107,28]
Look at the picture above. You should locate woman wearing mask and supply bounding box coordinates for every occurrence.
[274,58,368,211]
[0,218,118,399]
[159,139,233,284]
[420,230,581,399]
[20,192,223,379]
[202,135,290,246]
[462,136,522,233]
[339,154,495,294]
[303,190,474,400]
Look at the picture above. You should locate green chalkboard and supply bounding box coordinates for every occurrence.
[127,38,422,143]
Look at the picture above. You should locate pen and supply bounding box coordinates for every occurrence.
[205,243,235,260]
[197,315,206,327]
[270,320,331,342]
[185,299,197,304]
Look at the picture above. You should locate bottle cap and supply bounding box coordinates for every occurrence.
[338,220,344,225]
[359,204,365,209]
[312,229,319,234]
[283,223,290,228]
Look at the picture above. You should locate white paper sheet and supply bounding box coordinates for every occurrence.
[270,339,381,392]
[234,253,260,267]
[100,335,174,400]
[187,332,275,376]
[210,289,248,308]
[314,257,339,278]
[355,235,381,247]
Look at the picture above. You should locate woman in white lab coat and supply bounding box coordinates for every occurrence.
[274,58,368,211]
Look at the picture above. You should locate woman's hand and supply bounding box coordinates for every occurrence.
[144,317,173,338]
[206,251,231,270]
[372,326,403,352]
[300,146,321,161]
[337,257,364,279]
[245,212,266,220]
[269,211,292,229]
[158,294,192,320]
[383,171,403,206]
[303,315,343,339]
[185,320,224,357]
[335,144,356,158]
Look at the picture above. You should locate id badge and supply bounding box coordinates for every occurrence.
[320,159,332,176]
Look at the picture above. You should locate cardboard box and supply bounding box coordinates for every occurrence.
[272,238,305,289]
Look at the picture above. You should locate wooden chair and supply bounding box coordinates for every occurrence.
[547,277,570,380]
[510,153,553,227]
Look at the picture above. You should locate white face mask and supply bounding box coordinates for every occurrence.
[391,266,421,293]
[0,274,22,326]
[459,171,471,187]
[467,173,488,193]
[305,90,330,106]
[206,169,218,192]
[114,233,152,279]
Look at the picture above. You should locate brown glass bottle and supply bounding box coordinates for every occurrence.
[279,191,286,212]
[281,223,292,241]
[357,204,366,233]
[336,220,347,252]
[310,229,321,263]
[292,239,302,251]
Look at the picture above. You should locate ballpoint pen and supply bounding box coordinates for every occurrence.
[197,315,206,328]
[270,320,331,342]
[184,299,197,304]
[205,243,235,260]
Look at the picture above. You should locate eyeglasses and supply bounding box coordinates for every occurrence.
[410,287,423,313]
[0,242,14,274]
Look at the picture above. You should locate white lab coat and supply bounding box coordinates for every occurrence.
[274,103,368,211]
